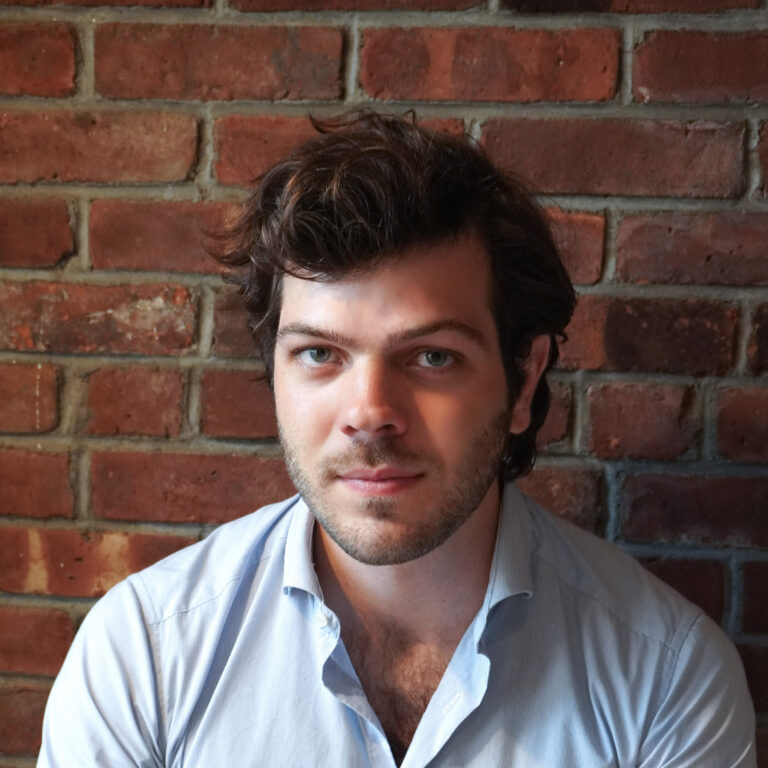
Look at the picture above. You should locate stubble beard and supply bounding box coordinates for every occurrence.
[279,410,510,566]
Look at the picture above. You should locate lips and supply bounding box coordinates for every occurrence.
[339,467,420,482]
[336,467,423,495]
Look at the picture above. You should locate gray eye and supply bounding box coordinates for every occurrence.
[300,347,332,364]
[421,350,451,367]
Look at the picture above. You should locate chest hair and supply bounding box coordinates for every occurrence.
[344,622,454,766]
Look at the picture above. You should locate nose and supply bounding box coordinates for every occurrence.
[340,359,407,439]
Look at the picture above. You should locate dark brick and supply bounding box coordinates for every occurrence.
[91,452,295,524]
[213,289,258,358]
[743,561,768,634]
[483,118,744,198]
[96,25,343,101]
[0,199,73,268]
[201,369,277,439]
[536,381,571,452]
[620,474,768,548]
[548,209,604,286]
[718,388,768,462]
[617,212,768,286]
[0,678,49,755]
[360,27,618,102]
[85,367,183,437]
[738,644,768,712]
[749,304,768,373]
[0,450,73,519]
[0,606,73,676]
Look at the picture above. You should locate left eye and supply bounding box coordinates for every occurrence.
[297,347,334,365]
[416,350,453,368]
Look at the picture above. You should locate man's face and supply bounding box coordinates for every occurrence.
[273,233,512,566]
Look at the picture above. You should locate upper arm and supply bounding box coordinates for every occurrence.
[636,613,757,768]
[37,580,164,768]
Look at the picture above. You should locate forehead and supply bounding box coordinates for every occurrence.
[277,234,495,340]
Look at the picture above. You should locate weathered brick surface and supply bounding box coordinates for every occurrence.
[96,25,343,101]
[0,363,58,433]
[738,644,768,712]
[90,200,238,274]
[616,212,768,286]
[634,31,768,104]
[0,199,73,268]
[4,0,206,6]
[0,111,198,183]
[234,0,476,9]
[588,382,695,459]
[0,526,195,597]
[0,606,73,676]
[91,452,295,523]
[743,561,768,634]
[201,370,277,439]
[620,475,768,548]
[560,296,738,375]
[749,304,768,373]
[517,466,602,532]
[0,23,75,97]
[482,119,744,197]
[360,28,618,102]
[639,558,725,624]
[0,282,197,355]
[536,381,571,452]
[0,450,73,519]
[85,367,183,437]
[760,124,768,198]
[503,0,757,10]
[548,210,604,285]
[213,289,258,358]
[0,678,49,755]
[717,388,768,463]
[215,115,318,187]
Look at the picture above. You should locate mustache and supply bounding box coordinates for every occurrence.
[317,438,433,480]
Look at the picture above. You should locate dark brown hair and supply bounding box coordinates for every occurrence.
[219,110,575,479]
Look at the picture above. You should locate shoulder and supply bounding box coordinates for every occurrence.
[118,494,301,626]
[522,492,702,650]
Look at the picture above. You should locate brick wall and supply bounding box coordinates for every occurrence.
[1,0,767,763]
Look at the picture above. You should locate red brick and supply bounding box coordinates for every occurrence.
[502,0,757,10]
[749,304,768,373]
[560,296,738,375]
[201,369,277,439]
[588,382,695,460]
[215,115,317,187]
[0,526,194,598]
[91,452,295,523]
[738,645,768,712]
[0,450,73,519]
[360,27,618,103]
[90,200,238,274]
[536,381,571,452]
[760,124,768,198]
[96,25,342,101]
[85,367,183,437]
[213,288,259,358]
[0,678,49,755]
[0,363,58,433]
[634,31,768,104]
[0,23,75,97]
[517,466,602,532]
[718,388,768,463]
[617,212,768,286]
[235,0,474,8]
[483,119,744,198]
[620,474,768,548]
[743,561,768,634]
[0,606,73,676]
[0,199,73,268]
[0,282,197,355]
[0,111,198,183]
[4,0,206,6]
[640,558,725,624]
[548,209,604,285]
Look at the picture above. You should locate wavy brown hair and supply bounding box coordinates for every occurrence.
[218,110,575,479]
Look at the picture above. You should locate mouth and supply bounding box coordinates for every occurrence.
[336,467,423,496]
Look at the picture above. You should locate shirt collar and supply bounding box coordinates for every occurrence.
[282,481,534,608]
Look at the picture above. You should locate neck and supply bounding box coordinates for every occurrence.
[314,481,501,645]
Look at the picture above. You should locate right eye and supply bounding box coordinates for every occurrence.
[296,347,335,366]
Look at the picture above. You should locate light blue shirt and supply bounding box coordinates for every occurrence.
[39,484,756,767]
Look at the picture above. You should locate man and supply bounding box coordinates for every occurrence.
[39,112,756,767]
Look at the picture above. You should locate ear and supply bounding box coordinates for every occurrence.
[509,335,551,435]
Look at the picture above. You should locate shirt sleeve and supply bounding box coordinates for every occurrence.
[636,612,757,768]
[37,578,164,768]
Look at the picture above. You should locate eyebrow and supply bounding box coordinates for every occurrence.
[276,319,490,351]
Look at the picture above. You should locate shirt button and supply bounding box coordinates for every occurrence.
[317,611,330,629]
